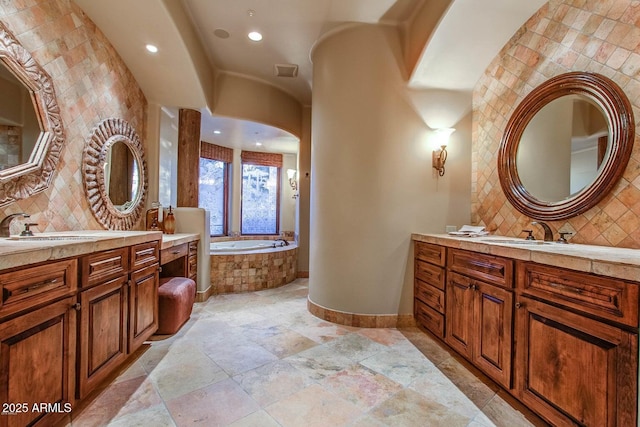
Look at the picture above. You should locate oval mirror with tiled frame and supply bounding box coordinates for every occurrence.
[0,21,66,206]
[82,118,147,230]
[498,72,634,221]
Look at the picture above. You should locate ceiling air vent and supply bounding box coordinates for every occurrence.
[274,64,298,78]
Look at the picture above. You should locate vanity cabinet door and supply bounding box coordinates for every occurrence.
[446,272,514,389]
[473,281,513,389]
[77,276,128,399]
[0,297,76,427]
[128,263,158,352]
[515,296,637,427]
[445,272,474,360]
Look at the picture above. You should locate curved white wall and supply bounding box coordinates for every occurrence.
[309,24,472,315]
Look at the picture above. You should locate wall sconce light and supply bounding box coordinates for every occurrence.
[432,128,455,177]
[287,169,299,198]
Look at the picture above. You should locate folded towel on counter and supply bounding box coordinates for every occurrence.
[447,225,489,237]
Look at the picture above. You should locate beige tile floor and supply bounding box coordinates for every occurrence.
[69,279,547,427]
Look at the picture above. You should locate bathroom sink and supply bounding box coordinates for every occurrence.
[5,235,96,241]
[478,238,556,245]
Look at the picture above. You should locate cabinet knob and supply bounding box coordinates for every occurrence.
[515,302,522,309]
[72,303,81,311]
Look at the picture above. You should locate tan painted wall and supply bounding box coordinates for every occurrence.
[309,23,472,315]
[0,1,147,231]
[213,73,303,138]
[473,0,640,248]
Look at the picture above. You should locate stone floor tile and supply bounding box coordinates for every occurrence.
[165,378,259,426]
[264,383,363,427]
[233,360,316,406]
[368,388,471,427]
[319,364,403,410]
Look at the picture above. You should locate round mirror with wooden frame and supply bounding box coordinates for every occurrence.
[497,72,634,221]
[82,118,147,230]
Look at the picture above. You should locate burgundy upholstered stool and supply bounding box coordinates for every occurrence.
[157,277,196,335]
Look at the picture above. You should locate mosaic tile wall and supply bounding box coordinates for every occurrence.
[0,1,147,232]
[473,0,640,248]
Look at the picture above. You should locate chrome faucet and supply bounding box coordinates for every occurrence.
[0,213,30,237]
[532,221,553,242]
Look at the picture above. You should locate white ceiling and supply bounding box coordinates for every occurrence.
[73,0,546,154]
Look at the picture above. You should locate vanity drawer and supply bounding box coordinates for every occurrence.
[415,280,445,313]
[415,299,444,338]
[81,248,129,288]
[131,241,160,270]
[415,242,446,267]
[448,249,513,288]
[161,243,188,265]
[0,259,78,317]
[518,262,638,328]
[189,241,198,256]
[415,259,445,290]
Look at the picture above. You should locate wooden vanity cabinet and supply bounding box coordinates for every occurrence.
[128,262,159,352]
[0,260,78,427]
[77,247,129,399]
[413,241,640,426]
[515,261,638,427]
[77,241,159,399]
[445,250,514,389]
[414,242,446,338]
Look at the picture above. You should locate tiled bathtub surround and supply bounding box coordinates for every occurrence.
[210,238,298,294]
[473,0,640,248]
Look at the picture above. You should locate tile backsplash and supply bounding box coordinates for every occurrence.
[0,1,147,232]
[473,0,640,248]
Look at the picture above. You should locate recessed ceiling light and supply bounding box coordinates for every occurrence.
[145,44,158,53]
[248,31,263,42]
[256,142,262,146]
[213,130,221,134]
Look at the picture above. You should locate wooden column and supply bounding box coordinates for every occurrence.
[177,108,201,207]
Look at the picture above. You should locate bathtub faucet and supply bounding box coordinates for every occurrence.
[275,238,289,246]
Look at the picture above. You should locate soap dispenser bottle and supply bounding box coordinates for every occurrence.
[163,206,176,234]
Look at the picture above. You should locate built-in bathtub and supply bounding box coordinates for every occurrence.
[209,238,298,294]
[210,239,289,252]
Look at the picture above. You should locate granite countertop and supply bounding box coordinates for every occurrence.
[160,233,200,250]
[412,233,640,283]
[0,230,163,271]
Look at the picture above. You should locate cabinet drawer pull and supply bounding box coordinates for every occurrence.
[171,250,181,254]
[549,282,583,294]
[19,278,58,295]
[468,259,503,274]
